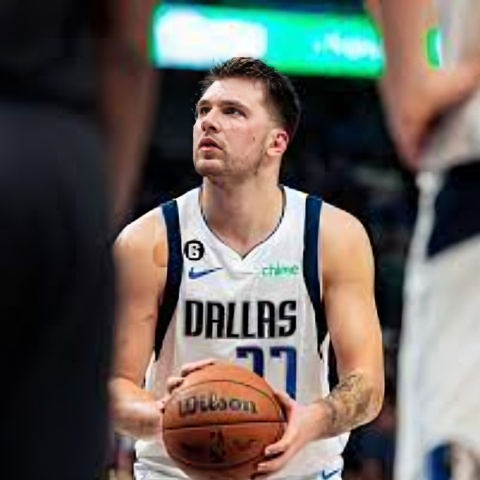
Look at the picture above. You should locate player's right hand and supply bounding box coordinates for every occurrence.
[159,358,217,412]
[110,378,163,441]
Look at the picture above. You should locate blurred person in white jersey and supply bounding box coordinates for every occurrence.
[366,0,480,478]
[110,57,384,480]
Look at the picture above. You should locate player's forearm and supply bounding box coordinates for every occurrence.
[110,377,162,439]
[380,0,433,76]
[309,372,384,439]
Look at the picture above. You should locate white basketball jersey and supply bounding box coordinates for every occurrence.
[422,0,480,170]
[135,186,348,479]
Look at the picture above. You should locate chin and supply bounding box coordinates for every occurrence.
[194,158,224,177]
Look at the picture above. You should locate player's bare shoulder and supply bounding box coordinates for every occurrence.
[320,202,374,280]
[114,207,168,288]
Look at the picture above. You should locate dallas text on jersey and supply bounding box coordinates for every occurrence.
[184,300,298,339]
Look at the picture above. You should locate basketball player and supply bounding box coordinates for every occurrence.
[0,1,157,479]
[366,1,480,479]
[111,57,384,479]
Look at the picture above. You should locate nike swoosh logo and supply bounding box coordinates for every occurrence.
[322,469,341,480]
[188,267,223,280]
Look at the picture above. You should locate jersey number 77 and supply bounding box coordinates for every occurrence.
[236,346,297,399]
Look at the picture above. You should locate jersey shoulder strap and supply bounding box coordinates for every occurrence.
[303,194,338,387]
[154,200,183,359]
[303,194,327,347]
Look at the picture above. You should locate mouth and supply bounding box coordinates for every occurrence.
[199,138,221,151]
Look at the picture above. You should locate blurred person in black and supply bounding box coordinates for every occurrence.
[0,1,157,479]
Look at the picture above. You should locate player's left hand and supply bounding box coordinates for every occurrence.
[254,391,318,477]
[159,358,217,413]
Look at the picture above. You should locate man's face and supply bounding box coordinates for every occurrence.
[193,77,276,179]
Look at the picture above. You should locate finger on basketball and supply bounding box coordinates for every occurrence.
[273,390,294,413]
[256,448,292,476]
[180,358,216,377]
[157,397,169,413]
[166,376,184,394]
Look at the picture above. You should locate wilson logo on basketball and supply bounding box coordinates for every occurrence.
[178,394,258,417]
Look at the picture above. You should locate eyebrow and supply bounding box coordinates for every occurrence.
[196,99,250,112]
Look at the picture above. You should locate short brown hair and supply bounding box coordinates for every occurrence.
[200,57,301,142]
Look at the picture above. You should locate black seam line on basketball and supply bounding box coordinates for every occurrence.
[164,420,285,431]
[169,378,284,418]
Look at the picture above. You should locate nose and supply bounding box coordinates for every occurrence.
[200,109,220,133]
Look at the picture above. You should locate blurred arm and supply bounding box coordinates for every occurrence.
[93,0,160,230]
[367,0,435,76]
[364,0,447,165]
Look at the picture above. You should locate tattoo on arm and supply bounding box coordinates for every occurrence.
[319,373,382,438]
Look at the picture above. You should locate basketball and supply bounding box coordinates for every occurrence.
[162,363,286,480]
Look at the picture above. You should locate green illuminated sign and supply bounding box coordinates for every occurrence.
[151,5,441,78]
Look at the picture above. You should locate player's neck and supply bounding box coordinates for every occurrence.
[200,179,284,257]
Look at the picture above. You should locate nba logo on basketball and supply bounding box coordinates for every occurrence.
[209,431,227,463]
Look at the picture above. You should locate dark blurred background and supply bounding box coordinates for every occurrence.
[111,1,421,479]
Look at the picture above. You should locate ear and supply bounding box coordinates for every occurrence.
[267,128,289,157]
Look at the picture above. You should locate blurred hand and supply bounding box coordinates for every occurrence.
[159,358,217,412]
[255,391,318,477]
[380,64,480,170]
[110,378,163,441]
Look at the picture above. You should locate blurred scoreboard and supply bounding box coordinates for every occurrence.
[150,3,441,78]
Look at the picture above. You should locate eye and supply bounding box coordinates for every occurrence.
[225,107,242,116]
[197,106,210,117]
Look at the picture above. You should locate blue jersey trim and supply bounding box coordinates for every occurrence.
[154,200,183,359]
[303,195,338,389]
[426,445,452,480]
[303,195,325,346]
